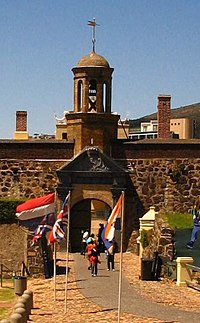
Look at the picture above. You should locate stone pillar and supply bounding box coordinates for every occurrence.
[82,78,88,113]
[96,82,103,113]
[157,95,171,139]
[14,111,29,140]
[139,206,156,257]
[73,79,78,113]
[176,256,193,286]
[106,78,112,113]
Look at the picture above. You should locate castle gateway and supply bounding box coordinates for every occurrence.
[1,34,200,258]
[55,49,141,251]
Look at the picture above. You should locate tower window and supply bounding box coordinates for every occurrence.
[88,79,97,111]
[103,82,107,113]
[62,133,67,140]
[78,80,83,111]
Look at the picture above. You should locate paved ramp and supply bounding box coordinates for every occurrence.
[74,253,200,322]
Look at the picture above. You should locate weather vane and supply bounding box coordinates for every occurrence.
[88,18,99,53]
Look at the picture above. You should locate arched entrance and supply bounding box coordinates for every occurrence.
[70,198,110,252]
[56,146,129,250]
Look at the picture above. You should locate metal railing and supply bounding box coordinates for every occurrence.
[185,263,200,291]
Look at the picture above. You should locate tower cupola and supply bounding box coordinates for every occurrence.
[72,50,114,114]
[64,19,119,155]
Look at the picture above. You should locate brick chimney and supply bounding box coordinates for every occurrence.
[157,95,171,139]
[14,111,29,140]
[16,111,27,131]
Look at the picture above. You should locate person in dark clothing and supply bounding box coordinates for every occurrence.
[97,223,105,253]
[90,243,100,276]
[105,240,118,271]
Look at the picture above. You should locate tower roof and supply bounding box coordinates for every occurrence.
[77,51,110,68]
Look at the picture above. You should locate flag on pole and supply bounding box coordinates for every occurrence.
[16,193,55,221]
[31,213,55,245]
[88,19,97,26]
[48,193,70,244]
[101,194,122,249]
[117,191,125,323]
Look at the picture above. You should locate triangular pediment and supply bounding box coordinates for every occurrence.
[57,146,126,173]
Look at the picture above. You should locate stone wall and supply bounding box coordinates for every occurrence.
[2,156,197,215]
[0,140,74,160]
[1,153,200,271]
[1,141,200,212]
[0,159,66,199]
[0,224,46,277]
[26,233,45,276]
[121,158,200,213]
[0,224,28,274]
[143,214,175,264]
[111,140,200,159]
[1,157,199,249]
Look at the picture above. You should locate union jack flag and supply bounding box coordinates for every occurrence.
[31,213,55,245]
[48,193,70,244]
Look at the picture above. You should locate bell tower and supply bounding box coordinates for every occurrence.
[65,22,119,155]
[72,51,113,114]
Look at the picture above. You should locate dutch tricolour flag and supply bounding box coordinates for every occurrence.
[101,194,122,250]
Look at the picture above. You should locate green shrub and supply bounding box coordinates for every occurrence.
[140,229,149,248]
[0,199,26,224]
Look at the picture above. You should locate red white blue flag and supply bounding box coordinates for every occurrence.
[48,193,70,244]
[32,213,55,245]
[16,193,55,221]
[101,194,122,249]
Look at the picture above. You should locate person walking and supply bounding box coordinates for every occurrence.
[85,239,94,270]
[97,223,105,253]
[187,207,200,249]
[80,229,89,255]
[105,240,118,271]
[86,233,96,245]
[90,242,100,277]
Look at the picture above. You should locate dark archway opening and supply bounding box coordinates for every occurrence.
[69,198,110,252]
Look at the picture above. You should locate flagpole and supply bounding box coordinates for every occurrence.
[117,190,125,323]
[53,191,58,302]
[65,190,71,313]
[53,243,56,301]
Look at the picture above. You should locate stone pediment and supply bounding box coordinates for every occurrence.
[57,146,126,173]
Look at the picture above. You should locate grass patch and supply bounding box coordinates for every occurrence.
[0,288,15,320]
[165,212,193,229]
[0,307,13,320]
[0,287,15,302]
[1,278,13,286]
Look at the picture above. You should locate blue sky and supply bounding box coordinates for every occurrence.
[1,0,200,138]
